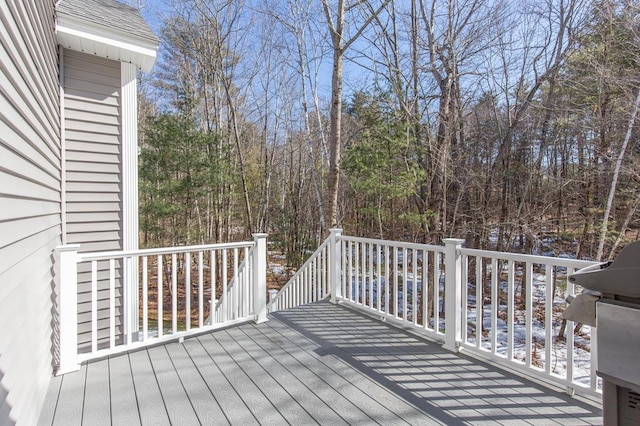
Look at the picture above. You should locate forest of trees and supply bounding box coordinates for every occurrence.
[136,0,640,268]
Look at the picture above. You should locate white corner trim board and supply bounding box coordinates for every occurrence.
[121,61,138,253]
[121,62,140,337]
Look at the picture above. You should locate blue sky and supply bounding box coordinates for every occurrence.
[133,0,341,101]
[137,0,168,36]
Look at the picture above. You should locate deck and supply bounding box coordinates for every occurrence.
[38,301,602,425]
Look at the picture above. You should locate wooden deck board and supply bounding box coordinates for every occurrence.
[216,330,315,424]
[268,307,449,425]
[128,348,170,425]
[163,340,227,424]
[146,344,200,424]
[40,301,603,425]
[37,375,62,426]
[108,353,141,426]
[252,320,412,425]
[197,333,289,425]
[231,325,351,425]
[82,358,110,425]
[241,323,379,425]
[182,336,259,425]
[51,364,86,426]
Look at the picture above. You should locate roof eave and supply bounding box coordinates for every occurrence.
[56,13,158,72]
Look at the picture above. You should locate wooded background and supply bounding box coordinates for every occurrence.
[136,0,640,269]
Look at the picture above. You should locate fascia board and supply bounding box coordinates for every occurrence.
[56,14,157,72]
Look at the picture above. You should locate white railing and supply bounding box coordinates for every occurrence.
[54,234,267,375]
[458,248,598,397]
[57,228,600,398]
[269,231,599,398]
[213,253,252,324]
[268,235,331,312]
[339,236,446,337]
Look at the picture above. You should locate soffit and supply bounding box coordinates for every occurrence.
[56,0,158,72]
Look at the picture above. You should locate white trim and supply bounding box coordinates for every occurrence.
[59,46,67,244]
[121,62,138,253]
[121,62,139,338]
[56,14,157,72]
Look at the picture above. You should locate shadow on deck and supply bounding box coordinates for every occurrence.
[39,301,602,425]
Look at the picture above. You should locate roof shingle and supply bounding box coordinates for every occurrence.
[56,0,159,43]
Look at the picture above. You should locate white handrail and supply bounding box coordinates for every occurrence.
[459,247,595,269]
[57,232,602,399]
[77,241,255,261]
[55,238,266,372]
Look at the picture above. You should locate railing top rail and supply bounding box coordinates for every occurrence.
[340,235,444,252]
[77,241,255,262]
[459,247,598,269]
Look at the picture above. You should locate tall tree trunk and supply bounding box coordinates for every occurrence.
[322,0,345,229]
[596,89,640,261]
[322,0,389,229]
[298,38,328,233]
[327,42,344,228]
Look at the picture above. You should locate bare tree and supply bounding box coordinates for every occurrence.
[595,1,640,260]
[320,0,391,228]
[597,89,640,260]
[262,0,329,234]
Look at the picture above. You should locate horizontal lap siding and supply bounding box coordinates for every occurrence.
[0,0,60,424]
[63,49,124,352]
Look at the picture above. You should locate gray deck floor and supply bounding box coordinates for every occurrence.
[38,301,602,425]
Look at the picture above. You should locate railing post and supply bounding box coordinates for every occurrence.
[55,244,81,375]
[268,289,278,312]
[329,228,343,303]
[253,233,268,324]
[442,238,465,353]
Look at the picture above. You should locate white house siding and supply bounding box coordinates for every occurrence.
[62,49,125,351]
[0,0,60,424]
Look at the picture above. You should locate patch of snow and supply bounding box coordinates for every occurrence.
[270,265,287,276]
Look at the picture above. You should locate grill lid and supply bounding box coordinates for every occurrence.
[568,240,640,298]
